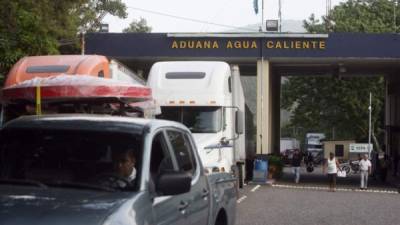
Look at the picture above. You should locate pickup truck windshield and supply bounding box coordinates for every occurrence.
[157,106,222,133]
[0,129,142,192]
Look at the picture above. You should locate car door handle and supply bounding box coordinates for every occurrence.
[201,189,209,198]
[178,200,190,211]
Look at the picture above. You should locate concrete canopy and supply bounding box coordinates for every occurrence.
[85,32,400,156]
[86,32,400,76]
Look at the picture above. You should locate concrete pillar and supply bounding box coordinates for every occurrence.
[256,59,273,154]
[386,73,400,157]
[385,77,391,155]
[271,69,281,154]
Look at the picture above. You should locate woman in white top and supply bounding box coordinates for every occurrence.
[323,152,341,192]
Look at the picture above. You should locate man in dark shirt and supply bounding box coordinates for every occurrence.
[292,149,303,184]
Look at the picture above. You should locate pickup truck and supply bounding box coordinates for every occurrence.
[0,115,237,225]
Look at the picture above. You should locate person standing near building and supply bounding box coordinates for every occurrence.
[380,153,389,183]
[359,154,372,190]
[393,150,399,177]
[291,149,302,184]
[323,152,341,192]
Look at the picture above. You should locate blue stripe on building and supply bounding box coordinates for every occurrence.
[85,33,400,59]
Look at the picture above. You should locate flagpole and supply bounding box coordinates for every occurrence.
[278,0,282,32]
[261,0,264,32]
[368,92,372,158]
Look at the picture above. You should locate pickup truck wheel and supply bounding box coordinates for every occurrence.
[214,210,227,225]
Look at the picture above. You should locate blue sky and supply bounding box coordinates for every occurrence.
[103,0,345,33]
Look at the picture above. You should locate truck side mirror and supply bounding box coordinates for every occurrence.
[235,110,244,135]
[156,171,192,196]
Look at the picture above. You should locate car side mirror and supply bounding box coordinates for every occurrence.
[156,171,192,196]
[235,110,244,134]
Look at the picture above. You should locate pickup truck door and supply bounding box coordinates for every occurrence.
[166,130,210,225]
[151,131,187,225]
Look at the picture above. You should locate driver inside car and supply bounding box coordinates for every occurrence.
[111,148,137,188]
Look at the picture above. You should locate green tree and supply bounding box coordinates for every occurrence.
[0,0,127,83]
[329,0,397,33]
[79,0,127,32]
[282,76,384,141]
[123,18,152,33]
[283,0,395,150]
[303,14,327,33]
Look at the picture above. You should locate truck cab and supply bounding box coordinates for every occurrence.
[147,61,245,178]
[305,133,326,164]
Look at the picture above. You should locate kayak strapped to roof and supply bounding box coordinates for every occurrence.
[1,75,152,103]
[0,75,159,124]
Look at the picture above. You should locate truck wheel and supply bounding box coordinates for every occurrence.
[232,164,244,189]
[238,163,244,188]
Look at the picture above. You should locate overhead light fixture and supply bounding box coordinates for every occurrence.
[266,20,279,32]
[99,24,109,33]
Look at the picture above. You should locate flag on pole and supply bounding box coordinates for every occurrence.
[253,0,259,14]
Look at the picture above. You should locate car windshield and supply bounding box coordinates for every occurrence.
[0,129,142,192]
[157,106,222,133]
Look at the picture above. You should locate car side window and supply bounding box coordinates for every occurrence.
[166,130,196,176]
[150,132,175,178]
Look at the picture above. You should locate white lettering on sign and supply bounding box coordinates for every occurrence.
[349,143,373,153]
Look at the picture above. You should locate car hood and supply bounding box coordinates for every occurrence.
[0,185,134,225]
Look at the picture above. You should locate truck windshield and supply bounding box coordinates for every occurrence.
[307,144,323,149]
[158,106,222,133]
[0,129,142,192]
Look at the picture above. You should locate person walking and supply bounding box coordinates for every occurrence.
[305,152,314,173]
[359,154,372,190]
[291,149,302,184]
[380,153,389,183]
[323,152,341,192]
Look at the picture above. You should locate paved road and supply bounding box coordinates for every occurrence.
[278,166,396,190]
[236,184,399,225]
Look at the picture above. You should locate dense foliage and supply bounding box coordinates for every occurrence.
[282,0,396,149]
[0,0,127,83]
[123,18,152,33]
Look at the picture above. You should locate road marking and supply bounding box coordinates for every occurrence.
[237,195,247,203]
[251,185,261,192]
[272,184,398,194]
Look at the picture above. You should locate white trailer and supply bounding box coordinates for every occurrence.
[280,138,300,153]
[147,61,246,182]
[306,133,325,152]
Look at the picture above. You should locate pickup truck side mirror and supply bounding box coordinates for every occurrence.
[235,110,244,135]
[156,171,192,196]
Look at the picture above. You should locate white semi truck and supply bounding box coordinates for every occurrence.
[305,133,326,165]
[306,133,325,152]
[147,61,246,184]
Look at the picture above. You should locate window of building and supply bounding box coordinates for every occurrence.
[335,144,344,157]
